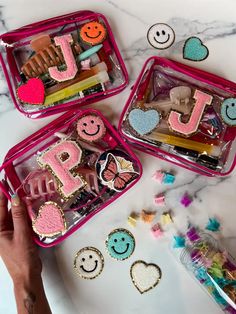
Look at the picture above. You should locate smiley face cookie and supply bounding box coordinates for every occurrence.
[147,23,175,49]
[74,247,104,279]
[221,98,236,126]
[106,228,135,260]
[77,114,106,142]
[80,21,106,45]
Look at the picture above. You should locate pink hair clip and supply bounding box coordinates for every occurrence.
[22,170,57,200]
[75,167,99,195]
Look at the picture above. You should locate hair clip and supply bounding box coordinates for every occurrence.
[173,235,186,248]
[160,211,173,225]
[186,226,200,242]
[151,223,163,238]
[206,218,220,232]
[75,167,99,195]
[180,192,193,207]
[81,59,91,71]
[128,212,140,227]
[154,193,165,206]
[141,209,156,223]
[152,170,175,185]
[22,169,57,200]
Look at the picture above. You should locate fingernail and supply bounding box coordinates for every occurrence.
[11,194,20,206]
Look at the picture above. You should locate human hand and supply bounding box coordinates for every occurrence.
[0,191,51,314]
[0,192,42,285]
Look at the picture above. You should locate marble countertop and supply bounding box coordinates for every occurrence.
[0,0,236,313]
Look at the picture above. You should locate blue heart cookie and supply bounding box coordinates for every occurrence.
[221,98,236,126]
[183,37,209,62]
[128,108,160,135]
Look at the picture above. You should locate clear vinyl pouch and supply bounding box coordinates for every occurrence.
[0,109,142,247]
[0,11,128,118]
[119,57,236,176]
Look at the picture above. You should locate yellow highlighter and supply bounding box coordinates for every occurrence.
[146,132,221,157]
[44,71,109,106]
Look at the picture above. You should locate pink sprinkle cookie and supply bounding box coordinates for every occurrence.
[37,139,86,199]
[17,78,45,105]
[168,90,213,137]
[77,114,106,142]
[49,34,78,82]
[32,201,67,237]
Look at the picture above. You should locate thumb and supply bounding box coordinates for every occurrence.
[11,195,30,236]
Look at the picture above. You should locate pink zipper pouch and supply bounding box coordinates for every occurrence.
[119,57,236,176]
[0,109,142,247]
[0,10,128,118]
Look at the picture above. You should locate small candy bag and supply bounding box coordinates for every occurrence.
[0,10,128,118]
[0,109,142,247]
[119,57,236,176]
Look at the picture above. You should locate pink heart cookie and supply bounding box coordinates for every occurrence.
[32,202,66,237]
[17,78,45,105]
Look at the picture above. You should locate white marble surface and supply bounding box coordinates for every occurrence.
[0,0,236,313]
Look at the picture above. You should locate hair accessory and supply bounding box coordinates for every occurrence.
[74,247,104,280]
[170,86,191,106]
[22,170,57,199]
[168,90,213,137]
[151,223,163,238]
[183,37,209,62]
[130,260,162,294]
[48,34,78,82]
[99,153,139,192]
[76,114,106,142]
[206,218,220,232]
[141,209,156,223]
[81,59,91,71]
[128,212,140,227]
[78,44,103,61]
[152,170,165,183]
[128,108,161,136]
[154,193,165,206]
[186,226,200,242]
[106,228,135,260]
[220,98,236,127]
[173,235,186,248]
[163,173,175,185]
[80,21,107,45]
[147,23,175,50]
[37,139,86,199]
[152,170,175,185]
[75,167,100,195]
[32,201,67,237]
[17,78,45,105]
[160,212,173,225]
[180,192,193,207]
